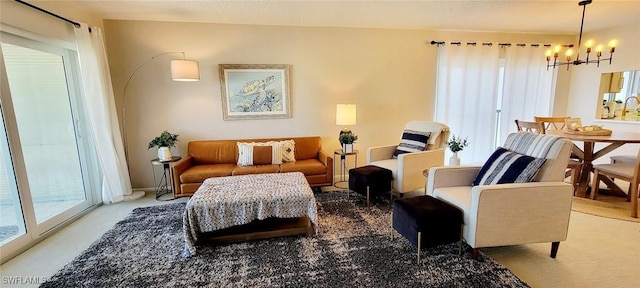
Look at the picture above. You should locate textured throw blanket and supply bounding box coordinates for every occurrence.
[183,172,318,256]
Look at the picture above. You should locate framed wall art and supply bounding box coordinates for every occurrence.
[219,64,291,120]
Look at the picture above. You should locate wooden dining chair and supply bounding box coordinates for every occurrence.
[609,154,637,192]
[515,120,545,134]
[591,149,640,218]
[534,116,570,131]
[532,116,582,193]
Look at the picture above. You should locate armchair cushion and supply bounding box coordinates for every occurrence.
[472,147,546,186]
[392,130,431,159]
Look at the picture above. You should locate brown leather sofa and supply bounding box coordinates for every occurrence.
[171,136,333,198]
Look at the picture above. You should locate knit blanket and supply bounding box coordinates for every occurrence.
[183,172,318,256]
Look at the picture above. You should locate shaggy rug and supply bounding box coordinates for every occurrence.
[41,192,529,287]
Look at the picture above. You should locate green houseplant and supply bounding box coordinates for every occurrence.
[148,131,179,161]
[338,131,358,153]
[447,134,468,166]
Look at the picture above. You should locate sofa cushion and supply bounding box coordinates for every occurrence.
[180,164,236,183]
[232,165,280,176]
[280,159,326,175]
[392,130,431,159]
[472,147,546,186]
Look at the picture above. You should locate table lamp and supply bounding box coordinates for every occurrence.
[336,104,356,136]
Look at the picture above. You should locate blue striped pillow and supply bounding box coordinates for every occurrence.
[392,130,431,159]
[472,147,546,186]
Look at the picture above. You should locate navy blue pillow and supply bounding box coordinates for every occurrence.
[472,147,546,186]
[392,130,431,159]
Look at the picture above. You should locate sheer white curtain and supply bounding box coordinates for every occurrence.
[74,24,132,203]
[435,44,500,164]
[498,45,554,145]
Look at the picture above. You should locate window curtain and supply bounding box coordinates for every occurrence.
[74,24,131,204]
[435,44,500,164]
[497,45,554,145]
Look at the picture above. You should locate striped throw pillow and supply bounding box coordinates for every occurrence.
[392,130,431,159]
[472,147,546,186]
[237,142,284,166]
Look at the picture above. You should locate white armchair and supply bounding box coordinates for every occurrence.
[427,132,574,259]
[367,121,449,196]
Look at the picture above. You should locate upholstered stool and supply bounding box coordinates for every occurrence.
[392,195,463,263]
[348,165,393,206]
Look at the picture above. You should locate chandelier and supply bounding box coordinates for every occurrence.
[546,0,617,70]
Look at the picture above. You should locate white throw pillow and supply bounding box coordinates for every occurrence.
[237,142,283,166]
[280,140,296,162]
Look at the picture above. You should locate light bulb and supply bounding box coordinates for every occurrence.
[595,45,603,52]
[565,49,574,57]
[553,45,562,53]
[608,39,618,47]
[585,39,594,48]
[545,49,552,57]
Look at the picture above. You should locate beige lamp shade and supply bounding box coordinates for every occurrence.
[336,104,357,126]
[171,59,200,81]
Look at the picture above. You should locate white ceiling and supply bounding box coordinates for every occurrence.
[58,0,640,34]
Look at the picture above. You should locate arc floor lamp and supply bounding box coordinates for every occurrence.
[122,52,199,200]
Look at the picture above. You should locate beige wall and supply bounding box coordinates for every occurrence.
[104,20,575,189]
[566,21,640,163]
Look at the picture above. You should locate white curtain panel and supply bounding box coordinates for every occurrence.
[74,24,131,203]
[435,44,500,164]
[498,45,554,145]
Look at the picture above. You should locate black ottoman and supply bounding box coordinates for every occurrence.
[392,195,463,263]
[348,165,393,206]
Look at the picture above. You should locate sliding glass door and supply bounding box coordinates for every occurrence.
[0,32,97,261]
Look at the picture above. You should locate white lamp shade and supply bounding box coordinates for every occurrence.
[336,104,357,126]
[171,59,200,81]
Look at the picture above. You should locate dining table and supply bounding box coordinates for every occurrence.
[547,129,640,198]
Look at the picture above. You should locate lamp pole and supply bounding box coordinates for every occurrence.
[121,52,188,170]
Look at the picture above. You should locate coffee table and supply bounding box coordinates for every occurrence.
[183,172,318,256]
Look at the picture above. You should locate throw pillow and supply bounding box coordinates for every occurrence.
[392,130,431,159]
[279,140,296,162]
[472,147,546,186]
[237,142,283,166]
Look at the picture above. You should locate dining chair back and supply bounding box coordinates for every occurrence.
[591,148,640,218]
[515,120,545,134]
[532,117,582,193]
[534,116,570,131]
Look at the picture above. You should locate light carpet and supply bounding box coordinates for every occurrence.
[40,192,529,287]
[571,194,640,223]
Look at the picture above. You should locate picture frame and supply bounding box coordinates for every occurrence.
[219,64,291,120]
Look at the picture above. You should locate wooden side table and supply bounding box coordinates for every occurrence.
[333,149,358,189]
[151,156,181,201]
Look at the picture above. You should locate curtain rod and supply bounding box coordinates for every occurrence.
[14,0,81,28]
[430,41,574,48]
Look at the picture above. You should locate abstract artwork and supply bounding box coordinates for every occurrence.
[219,64,291,120]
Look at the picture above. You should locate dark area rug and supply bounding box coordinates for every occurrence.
[41,191,529,287]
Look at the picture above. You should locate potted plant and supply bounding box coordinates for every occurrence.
[447,134,468,166]
[148,131,179,161]
[339,131,358,153]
